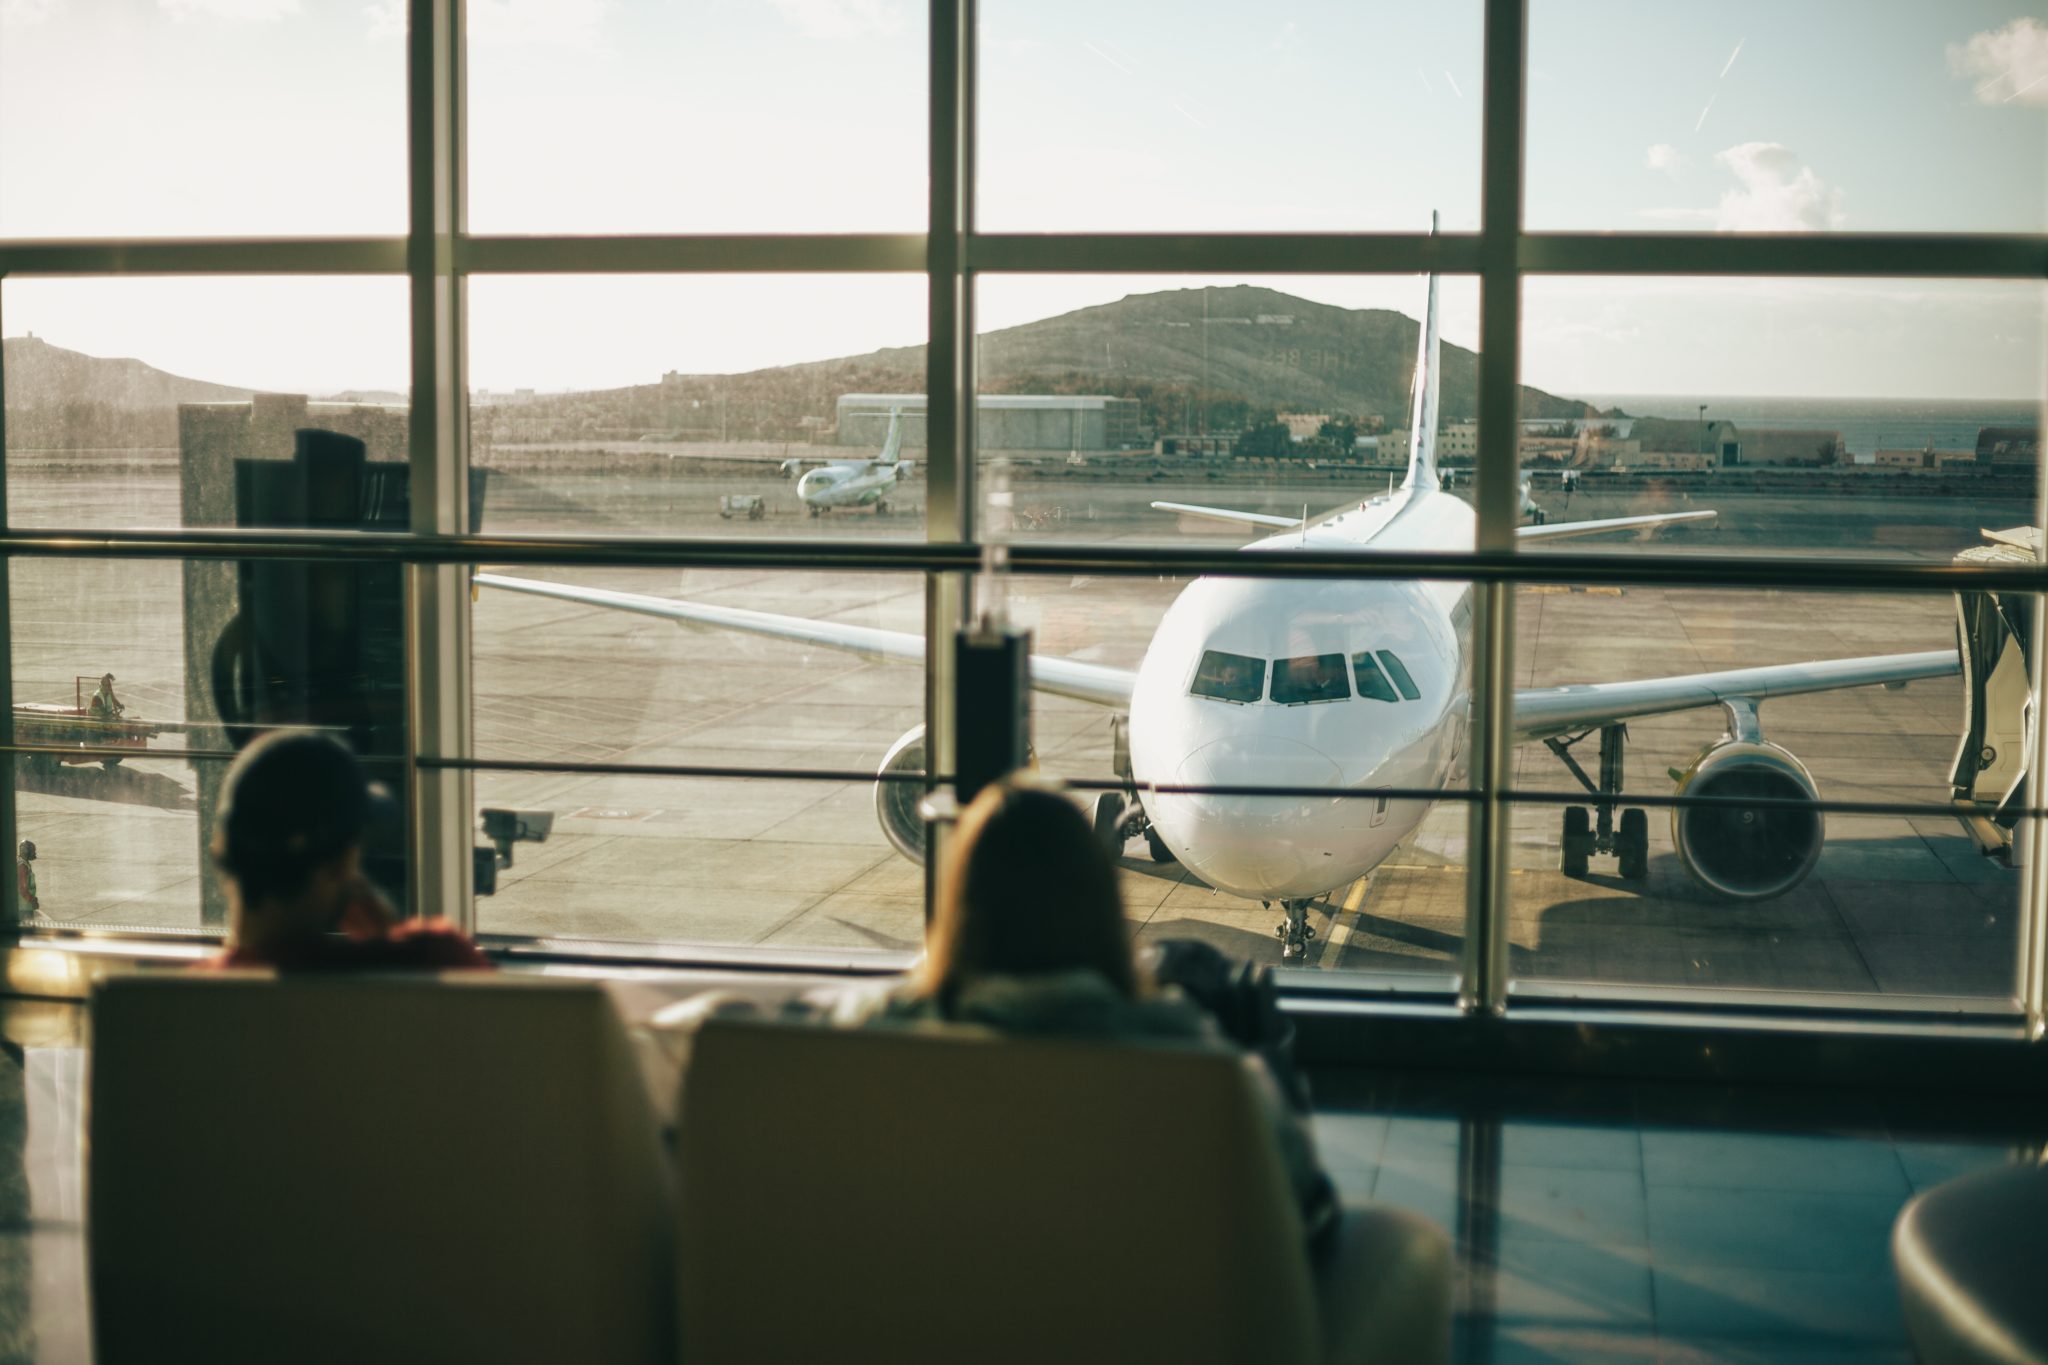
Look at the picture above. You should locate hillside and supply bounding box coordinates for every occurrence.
[481,286,1593,448]
[3,335,255,450]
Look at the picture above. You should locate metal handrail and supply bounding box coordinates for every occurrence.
[1,526,2042,592]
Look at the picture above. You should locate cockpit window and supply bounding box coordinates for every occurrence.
[1271,653,1350,705]
[1377,650,1421,701]
[1189,650,1266,704]
[1350,652,1400,703]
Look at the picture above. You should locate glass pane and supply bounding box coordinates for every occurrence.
[980,0,1482,231]
[1352,652,1400,704]
[14,555,413,933]
[1009,571,1474,977]
[472,565,923,770]
[466,4,925,233]
[1272,654,1349,705]
[975,275,1500,549]
[1190,651,1266,704]
[0,1,403,238]
[1529,0,2048,234]
[1519,278,2045,559]
[1507,582,2021,1002]
[468,276,926,538]
[3,278,411,531]
[473,771,921,958]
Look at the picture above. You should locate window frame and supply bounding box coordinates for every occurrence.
[0,0,2042,1051]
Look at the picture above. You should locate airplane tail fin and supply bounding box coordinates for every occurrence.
[1401,212,1442,493]
[878,407,904,464]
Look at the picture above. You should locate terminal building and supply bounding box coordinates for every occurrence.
[835,393,1146,451]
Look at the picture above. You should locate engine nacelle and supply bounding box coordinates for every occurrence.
[874,724,928,864]
[1670,738,1824,900]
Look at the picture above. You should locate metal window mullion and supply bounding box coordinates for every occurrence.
[1462,0,1527,1017]
[461,235,925,275]
[922,0,976,926]
[405,0,473,928]
[0,283,15,930]
[2023,383,2048,1033]
[0,239,408,276]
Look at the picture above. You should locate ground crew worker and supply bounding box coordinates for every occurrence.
[16,842,36,917]
[89,673,123,722]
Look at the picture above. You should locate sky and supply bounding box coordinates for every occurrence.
[0,0,2044,400]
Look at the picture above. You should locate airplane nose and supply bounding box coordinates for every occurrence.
[1153,736,1347,898]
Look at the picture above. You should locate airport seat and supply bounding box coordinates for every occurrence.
[88,972,673,1365]
[1893,1162,2048,1365]
[675,1019,1451,1365]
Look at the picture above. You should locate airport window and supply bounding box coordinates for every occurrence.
[1,0,2044,1043]
[1188,652,1266,705]
[1271,654,1350,706]
[1351,653,1401,704]
[1376,653,1421,702]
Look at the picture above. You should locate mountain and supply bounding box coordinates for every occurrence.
[609,285,1591,445]
[3,334,252,409]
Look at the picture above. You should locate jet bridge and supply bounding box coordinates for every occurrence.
[1950,527,2036,863]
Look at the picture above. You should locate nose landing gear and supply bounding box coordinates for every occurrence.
[1270,899,1317,961]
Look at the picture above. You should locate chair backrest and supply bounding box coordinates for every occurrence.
[89,971,672,1365]
[676,1019,1320,1365]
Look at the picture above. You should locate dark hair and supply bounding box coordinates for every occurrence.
[917,780,1137,1004]
[210,731,372,906]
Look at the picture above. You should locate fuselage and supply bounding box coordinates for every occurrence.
[798,461,897,510]
[1128,485,1473,901]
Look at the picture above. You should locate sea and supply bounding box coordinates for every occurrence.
[1553,395,2041,459]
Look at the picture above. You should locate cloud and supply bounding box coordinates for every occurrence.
[765,0,902,41]
[1645,143,1684,176]
[160,0,298,19]
[1269,20,1297,51]
[1949,17,2048,106]
[1711,142,1843,231]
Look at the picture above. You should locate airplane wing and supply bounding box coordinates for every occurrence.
[474,573,1136,708]
[1517,509,1718,540]
[1511,649,1960,743]
[1151,501,1303,531]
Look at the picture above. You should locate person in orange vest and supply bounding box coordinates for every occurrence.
[15,841,37,917]
[88,673,123,722]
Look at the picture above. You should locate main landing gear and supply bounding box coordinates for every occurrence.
[1547,722,1648,880]
[1090,715,1176,864]
[1270,898,1316,961]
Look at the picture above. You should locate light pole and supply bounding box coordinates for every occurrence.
[1698,404,1708,459]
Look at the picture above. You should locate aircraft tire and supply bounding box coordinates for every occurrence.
[1618,808,1648,879]
[1091,793,1126,853]
[1560,806,1591,878]
[1146,828,1176,864]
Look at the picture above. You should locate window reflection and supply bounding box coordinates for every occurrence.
[1189,650,1266,705]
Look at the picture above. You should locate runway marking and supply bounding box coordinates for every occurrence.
[1315,875,1370,969]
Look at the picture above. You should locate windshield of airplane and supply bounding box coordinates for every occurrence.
[1189,650,1266,704]
[1351,651,1401,703]
[1377,650,1421,701]
[1272,653,1351,705]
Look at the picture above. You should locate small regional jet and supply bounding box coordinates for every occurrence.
[479,258,1959,960]
[781,407,917,517]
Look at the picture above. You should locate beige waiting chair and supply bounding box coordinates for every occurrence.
[676,1019,1451,1365]
[1893,1162,2048,1365]
[88,972,673,1365]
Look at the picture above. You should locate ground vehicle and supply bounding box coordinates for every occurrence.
[13,676,170,771]
[718,494,767,521]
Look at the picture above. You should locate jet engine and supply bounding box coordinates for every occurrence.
[1670,736,1823,900]
[874,724,929,863]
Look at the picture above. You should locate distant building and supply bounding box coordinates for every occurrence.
[1279,413,1330,442]
[1440,420,1479,458]
[1874,447,1974,470]
[1976,426,2039,466]
[1629,417,1739,465]
[1622,451,1715,471]
[836,393,1146,451]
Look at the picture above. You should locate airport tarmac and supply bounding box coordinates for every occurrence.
[3,455,2032,1003]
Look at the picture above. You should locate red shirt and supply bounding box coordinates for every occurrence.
[207,919,492,972]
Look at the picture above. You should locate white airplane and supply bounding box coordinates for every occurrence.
[478,271,1960,960]
[781,407,916,517]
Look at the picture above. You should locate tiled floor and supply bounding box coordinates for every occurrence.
[0,994,2037,1363]
[1313,1071,2043,1364]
